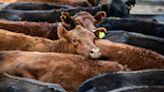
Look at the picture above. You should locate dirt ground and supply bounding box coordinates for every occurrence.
[130,0,164,14]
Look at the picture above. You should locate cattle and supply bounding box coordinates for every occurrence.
[47,13,164,69]
[99,0,136,6]
[0,73,67,92]
[0,0,135,7]
[0,0,132,22]
[131,14,164,23]
[0,25,101,59]
[0,11,163,56]
[97,18,164,38]
[104,31,164,55]
[60,11,107,32]
[0,11,106,40]
[1,2,73,10]
[78,69,164,92]
[0,20,59,40]
[0,0,96,7]
[0,51,129,92]
[95,39,164,70]
[108,86,164,92]
[61,12,164,55]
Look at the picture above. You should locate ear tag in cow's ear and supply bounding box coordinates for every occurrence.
[95,27,107,39]
[64,15,67,19]
[98,31,105,39]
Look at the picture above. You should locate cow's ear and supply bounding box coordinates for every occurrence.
[60,12,72,24]
[60,12,76,29]
[94,27,107,39]
[94,11,106,24]
[57,24,68,39]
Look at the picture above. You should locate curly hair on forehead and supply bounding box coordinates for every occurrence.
[73,11,96,21]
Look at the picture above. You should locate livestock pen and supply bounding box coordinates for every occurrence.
[0,0,163,92]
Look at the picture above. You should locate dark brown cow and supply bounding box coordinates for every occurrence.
[61,11,106,32]
[0,25,101,59]
[0,20,59,40]
[61,11,107,39]
[95,39,164,70]
[0,51,129,92]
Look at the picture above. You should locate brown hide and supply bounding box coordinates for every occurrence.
[72,11,97,31]
[0,28,64,52]
[0,51,128,92]
[0,20,58,40]
[0,25,100,59]
[0,0,93,6]
[95,39,164,70]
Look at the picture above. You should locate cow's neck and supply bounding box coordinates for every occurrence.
[49,38,76,54]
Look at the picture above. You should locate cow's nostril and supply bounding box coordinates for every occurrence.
[90,50,94,54]
[89,48,101,59]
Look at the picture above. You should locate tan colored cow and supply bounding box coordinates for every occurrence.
[95,39,164,70]
[0,25,101,59]
[61,11,164,68]
[0,51,129,92]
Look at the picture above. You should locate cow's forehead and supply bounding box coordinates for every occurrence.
[74,11,91,16]
[74,12,96,21]
[70,26,95,38]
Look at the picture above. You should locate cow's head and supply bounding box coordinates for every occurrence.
[57,24,101,59]
[60,11,107,38]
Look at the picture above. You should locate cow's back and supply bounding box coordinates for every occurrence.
[0,29,52,51]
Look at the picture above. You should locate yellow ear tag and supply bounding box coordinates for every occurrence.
[64,15,67,19]
[98,31,105,39]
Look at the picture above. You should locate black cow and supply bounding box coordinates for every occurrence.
[97,18,164,38]
[77,69,164,92]
[131,14,164,23]
[0,73,67,92]
[2,2,72,10]
[108,86,164,92]
[0,0,134,22]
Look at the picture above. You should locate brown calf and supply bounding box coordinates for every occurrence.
[95,39,164,70]
[0,51,128,92]
[0,25,100,59]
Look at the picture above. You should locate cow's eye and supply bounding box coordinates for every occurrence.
[71,38,79,45]
[76,22,80,25]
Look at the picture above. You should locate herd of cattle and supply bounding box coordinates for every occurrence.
[0,0,163,92]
